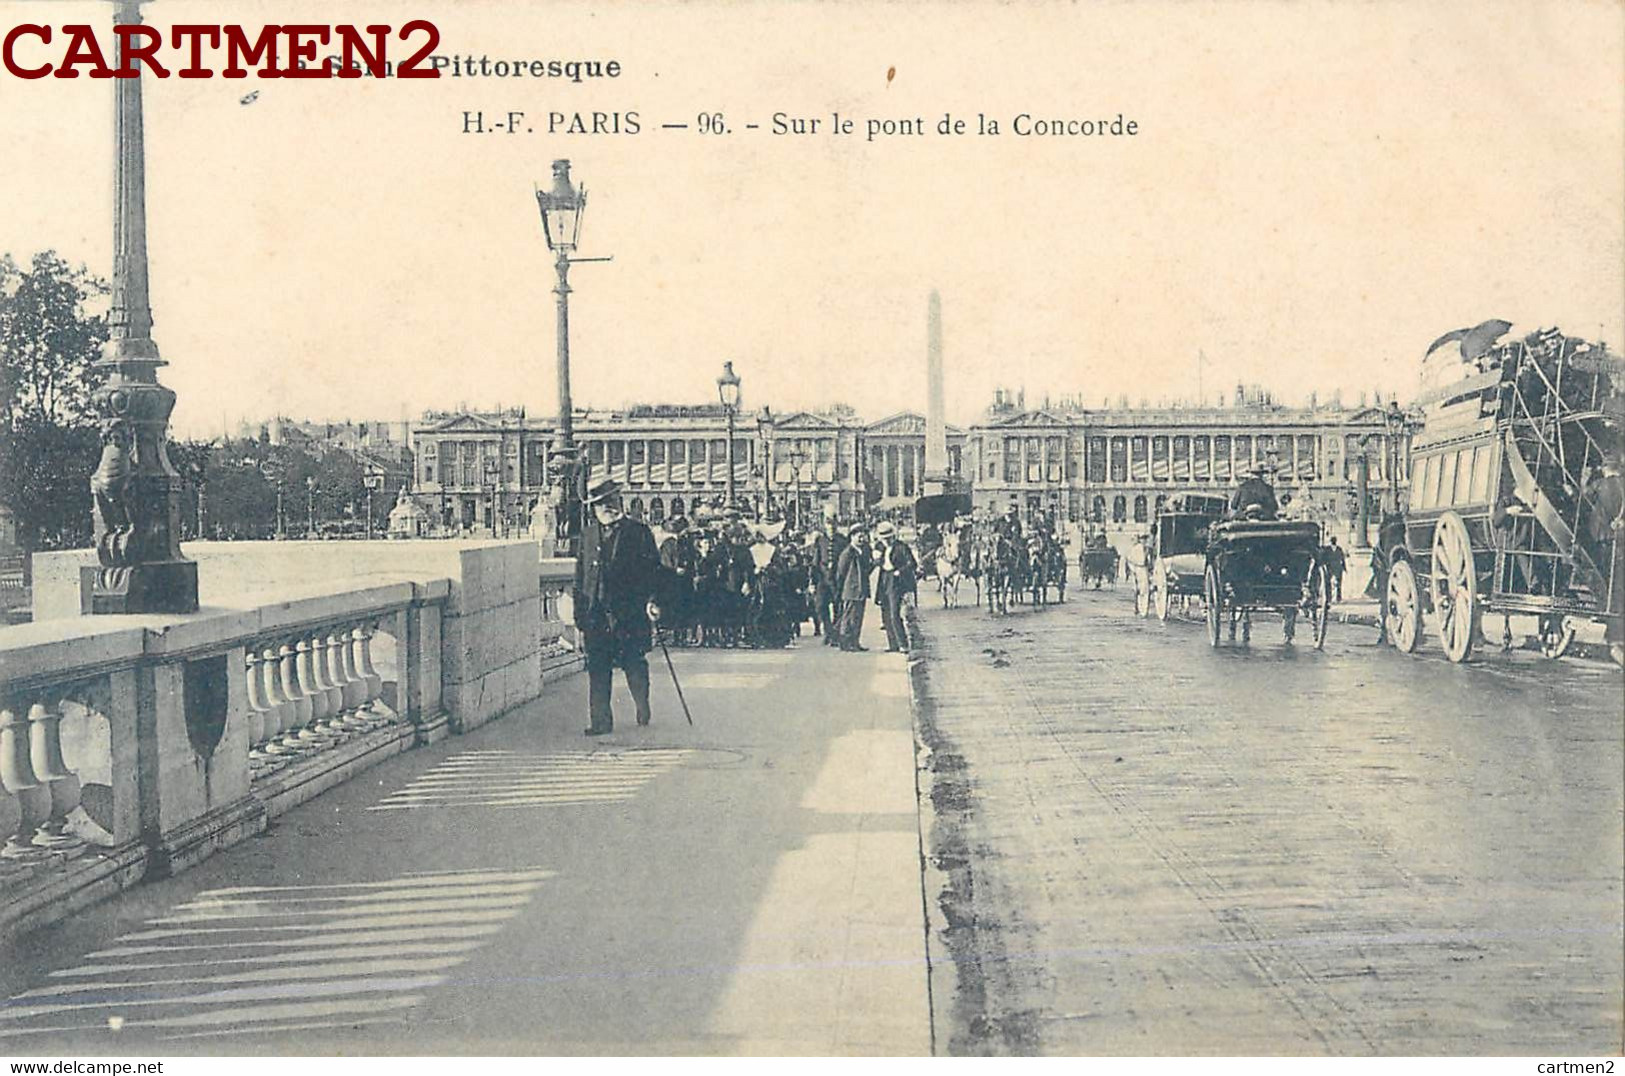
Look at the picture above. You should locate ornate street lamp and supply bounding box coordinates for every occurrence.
[87,0,197,612]
[363,466,385,540]
[482,456,500,536]
[534,159,611,555]
[787,446,809,529]
[1383,399,1407,515]
[717,361,742,509]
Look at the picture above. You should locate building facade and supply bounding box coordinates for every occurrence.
[411,404,873,534]
[410,388,1406,536]
[967,386,1408,532]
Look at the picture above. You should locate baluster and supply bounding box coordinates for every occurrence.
[255,646,294,769]
[355,624,395,725]
[312,634,347,733]
[276,641,317,754]
[260,645,297,765]
[244,650,271,774]
[327,630,367,733]
[0,705,50,863]
[315,637,357,737]
[294,636,338,748]
[0,777,27,880]
[336,626,367,713]
[26,700,84,855]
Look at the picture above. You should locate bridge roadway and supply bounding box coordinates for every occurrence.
[0,616,928,1055]
[912,580,1624,1055]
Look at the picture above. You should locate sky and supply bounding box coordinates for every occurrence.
[2,0,1622,439]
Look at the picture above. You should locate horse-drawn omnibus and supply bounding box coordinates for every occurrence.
[1380,324,1624,664]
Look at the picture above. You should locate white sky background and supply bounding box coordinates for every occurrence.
[2,0,1622,439]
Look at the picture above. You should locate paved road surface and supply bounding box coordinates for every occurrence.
[912,580,1623,1055]
[0,618,927,1055]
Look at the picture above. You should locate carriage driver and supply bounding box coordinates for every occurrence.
[1230,464,1280,521]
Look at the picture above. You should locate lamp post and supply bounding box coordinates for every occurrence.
[482,456,500,536]
[717,361,742,509]
[534,159,611,556]
[363,467,385,540]
[86,0,198,612]
[1383,400,1406,515]
[757,409,775,518]
[787,446,808,529]
[304,475,317,538]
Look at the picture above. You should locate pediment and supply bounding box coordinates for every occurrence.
[866,411,927,435]
[424,413,502,433]
[772,411,840,429]
[991,410,1069,428]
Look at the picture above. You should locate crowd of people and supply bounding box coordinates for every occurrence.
[649,506,920,654]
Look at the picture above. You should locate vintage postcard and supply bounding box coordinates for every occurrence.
[0,0,1621,1063]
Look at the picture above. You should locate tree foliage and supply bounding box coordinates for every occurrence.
[0,251,108,550]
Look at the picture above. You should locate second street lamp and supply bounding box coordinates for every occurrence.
[534,159,612,556]
[364,467,385,540]
[717,361,742,510]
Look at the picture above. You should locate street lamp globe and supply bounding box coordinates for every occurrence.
[717,361,742,411]
[534,159,586,253]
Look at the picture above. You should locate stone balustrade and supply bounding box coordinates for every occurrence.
[1,540,582,941]
[539,558,583,677]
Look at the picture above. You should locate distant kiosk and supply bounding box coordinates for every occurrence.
[915,492,972,526]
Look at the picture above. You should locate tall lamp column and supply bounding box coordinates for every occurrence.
[534,159,611,556]
[717,362,742,510]
[86,0,198,613]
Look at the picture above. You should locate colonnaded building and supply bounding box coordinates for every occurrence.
[407,386,1404,537]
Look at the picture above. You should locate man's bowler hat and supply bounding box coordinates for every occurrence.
[584,478,622,506]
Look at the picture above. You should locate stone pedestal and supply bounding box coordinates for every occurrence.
[84,560,199,615]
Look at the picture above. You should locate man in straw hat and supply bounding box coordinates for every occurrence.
[575,477,662,734]
[873,519,918,652]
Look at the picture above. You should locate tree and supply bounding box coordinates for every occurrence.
[0,251,107,426]
[0,251,109,550]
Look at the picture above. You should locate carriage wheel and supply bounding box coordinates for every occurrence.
[1537,615,1576,660]
[1155,575,1172,621]
[1309,563,1331,650]
[1204,565,1223,646]
[1431,511,1479,663]
[1385,558,1422,654]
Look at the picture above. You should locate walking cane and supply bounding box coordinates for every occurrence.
[651,607,694,725]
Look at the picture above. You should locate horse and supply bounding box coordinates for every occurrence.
[984,531,1017,616]
[935,530,965,608]
[1026,535,1049,606]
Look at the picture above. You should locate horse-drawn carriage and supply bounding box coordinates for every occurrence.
[1078,534,1119,589]
[1204,518,1332,648]
[1379,324,1624,664]
[1146,493,1229,620]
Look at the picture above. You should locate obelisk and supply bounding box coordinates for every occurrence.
[923,290,949,495]
[85,0,198,613]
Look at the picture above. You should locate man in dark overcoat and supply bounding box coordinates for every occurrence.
[575,478,662,735]
[834,526,872,651]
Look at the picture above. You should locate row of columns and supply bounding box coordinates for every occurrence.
[872,443,926,500]
[246,624,395,778]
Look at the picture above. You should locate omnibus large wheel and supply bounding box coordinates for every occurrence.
[1204,564,1223,647]
[1431,511,1479,663]
[1537,615,1576,660]
[1386,557,1423,653]
[1309,562,1331,651]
